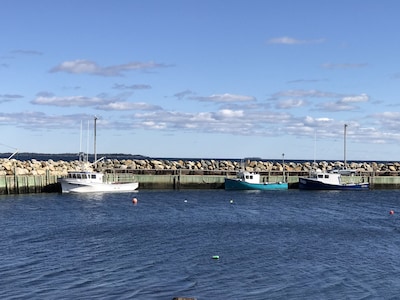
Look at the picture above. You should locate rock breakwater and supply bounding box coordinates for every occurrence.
[0,158,399,176]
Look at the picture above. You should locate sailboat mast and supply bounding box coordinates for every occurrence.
[344,124,347,169]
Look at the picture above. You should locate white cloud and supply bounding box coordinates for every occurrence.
[271,89,338,99]
[341,93,369,103]
[317,93,370,112]
[192,93,255,103]
[318,102,356,112]
[217,109,244,118]
[141,121,167,129]
[97,102,162,111]
[276,99,306,109]
[113,83,151,90]
[174,90,195,100]
[267,36,325,45]
[32,95,105,107]
[50,59,170,76]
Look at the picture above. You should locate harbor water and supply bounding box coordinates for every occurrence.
[1,189,400,299]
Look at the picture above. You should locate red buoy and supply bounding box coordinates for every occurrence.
[132,197,138,205]
[390,210,394,215]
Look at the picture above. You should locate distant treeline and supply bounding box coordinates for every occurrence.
[0,153,149,162]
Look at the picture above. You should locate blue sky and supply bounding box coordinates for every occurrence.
[1,0,400,161]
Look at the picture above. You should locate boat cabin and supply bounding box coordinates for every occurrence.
[66,171,104,182]
[309,171,341,185]
[237,171,261,184]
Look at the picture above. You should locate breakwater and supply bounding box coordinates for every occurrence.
[1,158,400,194]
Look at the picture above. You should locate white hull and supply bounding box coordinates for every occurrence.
[60,180,138,193]
[58,171,139,194]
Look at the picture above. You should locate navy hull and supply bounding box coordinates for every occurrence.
[299,178,369,190]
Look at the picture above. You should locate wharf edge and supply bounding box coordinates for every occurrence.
[0,169,399,195]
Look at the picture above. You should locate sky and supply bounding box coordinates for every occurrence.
[1,0,400,161]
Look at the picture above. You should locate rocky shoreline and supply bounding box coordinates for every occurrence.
[1,158,399,176]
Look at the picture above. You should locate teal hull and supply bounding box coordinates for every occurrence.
[224,178,288,190]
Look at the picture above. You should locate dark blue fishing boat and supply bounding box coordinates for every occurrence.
[299,171,369,190]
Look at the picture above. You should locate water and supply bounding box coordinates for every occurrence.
[1,190,400,299]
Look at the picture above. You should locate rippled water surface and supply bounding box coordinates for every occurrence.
[1,189,400,299]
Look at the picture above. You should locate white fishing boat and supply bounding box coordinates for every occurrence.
[58,118,139,194]
[59,168,139,194]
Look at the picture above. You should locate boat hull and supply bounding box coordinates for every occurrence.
[59,180,139,193]
[224,178,288,190]
[299,178,369,190]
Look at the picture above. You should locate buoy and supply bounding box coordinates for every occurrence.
[212,255,220,260]
[184,199,188,203]
[230,199,234,204]
[390,210,394,215]
[132,197,138,205]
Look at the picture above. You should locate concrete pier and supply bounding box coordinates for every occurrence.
[2,157,400,194]
[1,170,400,194]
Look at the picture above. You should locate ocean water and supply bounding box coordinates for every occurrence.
[1,189,400,299]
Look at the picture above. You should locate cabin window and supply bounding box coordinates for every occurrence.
[91,174,96,179]
[246,175,253,180]
[318,174,323,178]
[325,175,329,178]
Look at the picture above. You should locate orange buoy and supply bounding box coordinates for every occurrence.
[132,197,138,205]
[390,210,394,215]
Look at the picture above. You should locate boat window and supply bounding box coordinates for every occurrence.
[246,175,253,180]
[318,174,323,178]
[91,174,96,179]
[325,175,329,178]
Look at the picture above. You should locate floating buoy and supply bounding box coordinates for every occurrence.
[390,210,394,215]
[212,255,220,260]
[230,199,234,204]
[132,197,138,205]
[184,199,188,203]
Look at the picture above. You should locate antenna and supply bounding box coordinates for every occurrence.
[87,120,90,162]
[313,129,317,164]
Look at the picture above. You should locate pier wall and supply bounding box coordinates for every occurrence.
[2,172,400,194]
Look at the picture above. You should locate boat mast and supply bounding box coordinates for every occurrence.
[344,124,347,169]
[94,116,97,163]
